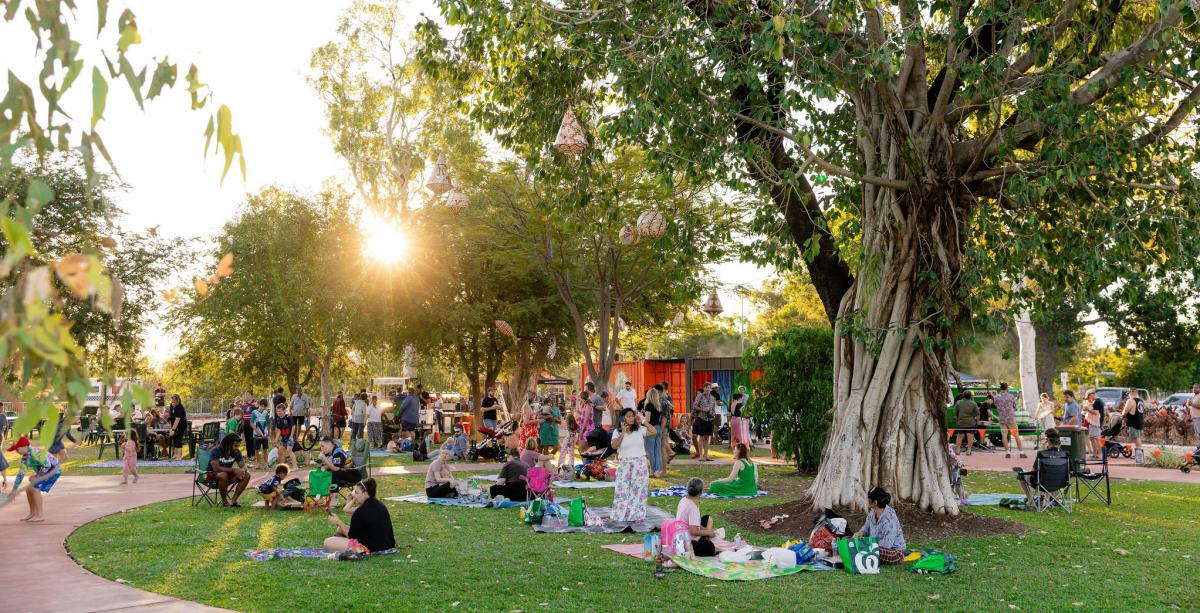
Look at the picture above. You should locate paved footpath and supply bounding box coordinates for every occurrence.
[3,449,1195,613]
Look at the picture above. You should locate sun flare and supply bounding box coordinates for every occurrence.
[361,212,407,265]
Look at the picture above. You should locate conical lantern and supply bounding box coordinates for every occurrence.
[618,223,638,245]
[701,288,723,317]
[636,208,667,239]
[553,106,588,156]
[425,154,452,195]
[671,310,685,327]
[445,186,469,212]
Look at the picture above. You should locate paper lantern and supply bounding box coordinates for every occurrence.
[671,311,685,327]
[618,224,638,245]
[553,106,588,156]
[636,208,667,239]
[495,319,515,339]
[445,186,468,212]
[617,317,626,331]
[425,154,452,195]
[547,338,557,360]
[701,288,723,317]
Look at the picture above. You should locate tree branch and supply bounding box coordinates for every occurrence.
[1135,82,1200,148]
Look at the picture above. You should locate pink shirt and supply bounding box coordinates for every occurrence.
[425,457,450,488]
[676,496,701,527]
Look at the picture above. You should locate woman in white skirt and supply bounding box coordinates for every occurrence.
[1035,392,1057,431]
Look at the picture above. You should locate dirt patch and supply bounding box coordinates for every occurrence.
[723,499,1029,542]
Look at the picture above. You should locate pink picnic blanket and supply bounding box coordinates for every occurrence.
[602,538,736,560]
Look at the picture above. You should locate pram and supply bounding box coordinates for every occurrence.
[1100,417,1133,459]
[576,428,615,481]
[468,419,515,462]
[1180,444,1199,473]
[667,425,691,456]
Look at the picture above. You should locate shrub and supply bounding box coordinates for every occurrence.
[743,326,834,473]
[1149,446,1184,469]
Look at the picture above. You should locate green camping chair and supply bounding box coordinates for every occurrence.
[191,447,219,507]
[304,469,335,512]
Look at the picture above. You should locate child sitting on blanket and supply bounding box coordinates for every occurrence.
[948,443,969,506]
[257,464,291,510]
[852,486,906,564]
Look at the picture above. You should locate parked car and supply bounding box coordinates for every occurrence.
[1087,387,1150,411]
[1161,392,1195,417]
[946,386,1043,445]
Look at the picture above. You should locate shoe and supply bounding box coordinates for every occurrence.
[1005,453,1011,459]
[691,453,700,459]
[1019,453,1028,459]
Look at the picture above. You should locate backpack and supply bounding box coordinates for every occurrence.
[281,478,304,502]
[911,549,957,574]
[568,498,587,527]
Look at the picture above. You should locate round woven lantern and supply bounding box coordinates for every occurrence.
[671,310,685,327]
[618,224,639,245]
[701,288,723,317]
[445,186,468,212]
[425,154,452,195]
[553,106,588,156]
[636,208,667,239]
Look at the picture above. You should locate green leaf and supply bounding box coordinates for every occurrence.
[131,384,153,411]
[146,59,177,100]
[116,9,141,52]
[25,179,54,210]
[91,66,108,129]
[68,378,90,408]
[118,55,145,110]
[97,0,109,34]
[772,14,786,32]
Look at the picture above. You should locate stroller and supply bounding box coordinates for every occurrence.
[1180,444,1199,473]
[469,419,515,462]
[576,428,615,481]
[1100,417,1133,459]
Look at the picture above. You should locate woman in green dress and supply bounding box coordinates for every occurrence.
[709,444,757,497]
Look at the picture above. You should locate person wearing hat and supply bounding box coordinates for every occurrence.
[7,436,62,522]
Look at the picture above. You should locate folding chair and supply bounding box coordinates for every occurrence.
[191,447,220,507]
[1074,449,1111,505]
[525,467,555,505]
[1017,455,1072,512]
[304,469,336,512]
[330,438,370,505]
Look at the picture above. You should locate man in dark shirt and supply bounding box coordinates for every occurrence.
[318,437,361,487]
[481,388,499,429]
[489,447,529,501]
[1015,428,1071,504]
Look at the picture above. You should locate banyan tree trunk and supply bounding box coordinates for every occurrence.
[809,181,965,515]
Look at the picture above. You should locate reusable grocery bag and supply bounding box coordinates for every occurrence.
[568,498,587,527]
[837,536,881,574]
[911,550,957,574]
[525,498,546,524]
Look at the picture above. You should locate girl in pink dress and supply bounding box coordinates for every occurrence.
[122,430,140,484]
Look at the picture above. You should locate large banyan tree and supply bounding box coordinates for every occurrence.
[421,1,1200,512]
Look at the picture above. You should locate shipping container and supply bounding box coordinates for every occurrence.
[685,357,763,409]
[577,359,688,422]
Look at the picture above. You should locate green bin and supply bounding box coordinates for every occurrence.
[1056,426,1087,464]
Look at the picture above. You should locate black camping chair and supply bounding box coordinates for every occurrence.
[1015,454,1073,512]
[1074,449,1111,505]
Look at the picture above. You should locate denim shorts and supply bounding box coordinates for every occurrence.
[33,470,62,493]
[1128,427,1143,438]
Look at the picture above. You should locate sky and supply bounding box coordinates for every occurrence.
[1,0,772,366]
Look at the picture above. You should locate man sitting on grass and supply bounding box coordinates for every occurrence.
[489,447,528,502]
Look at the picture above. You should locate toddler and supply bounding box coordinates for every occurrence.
[257,464,291,510]
[122,429,140,484]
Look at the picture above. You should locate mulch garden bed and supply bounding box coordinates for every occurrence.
[724,499,1029,542]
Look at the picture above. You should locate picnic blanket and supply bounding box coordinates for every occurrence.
[668,555,813,581]
[965,493,1024,506]
[384,493,528,509]
[532,504,673,534]
[602,539,737,560]
[84,459,193,468]
[244,547,404,561]
[467,474,616,489]
[648,485,768,499]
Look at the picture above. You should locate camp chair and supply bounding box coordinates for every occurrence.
[1074,448,1111,505]
[198,421,221,448]
[1016,455,1073,512]
[191,447,220,507]
[525,467,555,505]
[304,469,336,512]
[328,439,370,504]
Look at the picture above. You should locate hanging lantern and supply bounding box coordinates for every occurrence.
[671,310,685,327]
[701,288,723,317]
[547,338,557,360]
[425,154,452,195]
[445,186,469,212]
[617,317,627,331]
[636,208,667,239]
[495,319,516,339]
[553,106,588,156]
[618,224,638,245]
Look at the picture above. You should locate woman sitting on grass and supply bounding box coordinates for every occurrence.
[324,478,396,554]
[520,437,555,471]
[676,477,718,557]
[708,443,757,497]
[852,486,906,564]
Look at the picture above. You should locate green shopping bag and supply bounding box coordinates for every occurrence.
[568,498,587,527]
[525,498,546,524]
[837,536,881,574]
[911,549,957,574]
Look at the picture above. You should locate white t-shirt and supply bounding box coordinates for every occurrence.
[1189,395,1200,419]
[616,388,637,409]
[615,427,646,459]
[367,405,382,423]
[676,496,701,527]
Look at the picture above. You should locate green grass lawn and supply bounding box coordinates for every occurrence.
[65,464,1200,611]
